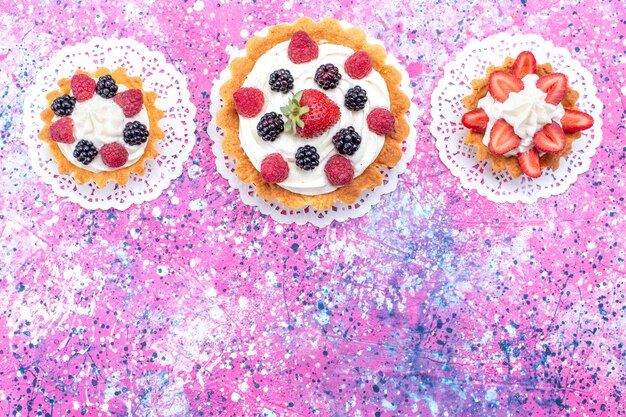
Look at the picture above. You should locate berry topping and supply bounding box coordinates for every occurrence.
[536,73,568,105]
[48,117,75,144]
[114,89,144,118]
[257,112,284,142]
[344,51,372,80]
[461,108,489,134]
[325,154,354,186]
[281,90,340,138]
[96,75,118,99]
[488,119,522,155]
[268,69,294,94]
[332,126,362,156]
[288,31,319,64]
[233,87,265,118]
[51,94,76,117]
[73,139,98,165]
[533,121,566,153]
[511,51,537,79]
[344,86,368,111]
[367,108,396,135]
[314,63,342,90]
[488,71,524,103]
[100,142,129,168]
[295,145,320,170]
[517,147,541,178]
[70,74,96,102]
[123,121,150,146]
[560,109,594,133]
[260,153,289,183]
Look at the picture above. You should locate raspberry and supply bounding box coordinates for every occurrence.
[332,126,361,156]
[366,108,395,135]
[233,87,265,118]
[73,140,98,165]
[70,74,96,102]
[48,117,75,144]
[344,51,372,80]
[256,112,284,142]
[260,153,289,183]
[295,145,319,171]
[314,64,341,90]
[51,94,76,117]
[114,89,144,117]
[324,154,354,186]
[288,31,319,64]
[100,142,129,168]
[268,69,294,94]
[344,86,368,111]
[123,121,149,146]
[96,75,118,99]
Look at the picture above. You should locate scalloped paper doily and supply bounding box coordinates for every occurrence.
[22,38,196,210]
[208,24,418,227]
[431,33,603,204]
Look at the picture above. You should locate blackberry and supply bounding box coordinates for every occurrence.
[123,121,149,146]
[332,126,361,156]
[96,75,118,98]
[295,145,319,170]
[73,140,98,165]
[344,85,368,111]
[268,69,294,93]
[314,63,341,90]
[51,94,76,117]
[256,112,284,142]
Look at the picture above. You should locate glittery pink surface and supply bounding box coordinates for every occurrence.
[1,0,625,416]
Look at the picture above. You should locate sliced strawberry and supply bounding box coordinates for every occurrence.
[517,148,541,178]
[488,119,521,155]
[488,71,524,102]
[536,73,567,105]
[461,108,489,133]
[533,122,566,153]
[511,51,537,79]
[560,109,594,133]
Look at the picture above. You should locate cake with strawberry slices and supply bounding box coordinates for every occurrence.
[461,51,593,178]
[39,67,164,187]
[216,18,410,210]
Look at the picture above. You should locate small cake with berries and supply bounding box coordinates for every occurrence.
[216,18,410,210]
[461,51,593,178]
[38,67,164,187]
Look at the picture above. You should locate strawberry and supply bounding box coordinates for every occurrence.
[536,73,567,105]
[461,108,489,133]
[517,147,541,178]
[488,71,524,102]
[533,122,566,153]
[49,117,75,144]
[367,108,395,135]
[560,109,594,133]
[113,89,144,117]
[260,153,289,183]
[100,142,129,168]
[344,51,372,79]
[288,31,319,64]
[488,119,521,155]
[70,73,96,102]
[233,87,265,118]
[324,154,354,186]
[511,51,537,79]
[281,90,340,138]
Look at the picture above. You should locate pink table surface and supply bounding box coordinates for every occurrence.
[1,0,625,416]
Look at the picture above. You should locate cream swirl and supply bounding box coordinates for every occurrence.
[238,41,391,195]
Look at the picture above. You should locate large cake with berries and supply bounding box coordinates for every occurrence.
[38,67,164,187]
[461,51,593,178]
[216,18,410,210]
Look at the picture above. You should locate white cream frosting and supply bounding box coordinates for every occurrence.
[478,74,565,156]
[238,41,391,195]
[54,84,149,172]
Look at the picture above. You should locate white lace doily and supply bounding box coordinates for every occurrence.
[208,24,418,227]
[22,38,196,210]
[431,33,603,204]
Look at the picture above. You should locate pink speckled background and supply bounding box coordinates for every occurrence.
[1,0,625,416]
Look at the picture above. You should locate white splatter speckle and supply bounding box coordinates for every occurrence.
[485,388,498,402]
[152,207,161,217]
[171,196,180,205]
[193,1,204,11]
[283,0,293,10]
[157,265,169,276]
[189,199,207,211]
[231,392,240,402]
[240,29,249,39]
